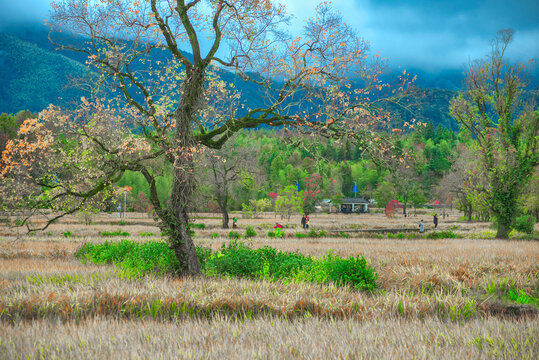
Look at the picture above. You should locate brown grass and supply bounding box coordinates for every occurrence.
[0,317,537,359]
[0,212,537,359]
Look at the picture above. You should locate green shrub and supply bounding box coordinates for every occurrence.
[245,225,257,238]
[100,230,130,237]
[76,240,179,276]
[340,232,350,238]
[514,214,535,234]
[295,232,307,238]
[118,220,127,226]
[267,231,275,238]
[268,228,284,238]
[307,228,318,237]
[228,231,241,239]
[295,250,377,291]
[406,233,416,239]
[426,230,458,239]
[188,222,206,229]
[210,232,220,239]
[77,240,378,291]
[387,233,394,239]
[63,231,72,238]
[396,233,405,239]
[318,230,327,237]
[140,232,156,237]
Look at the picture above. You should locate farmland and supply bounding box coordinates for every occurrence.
[0,211,537,359]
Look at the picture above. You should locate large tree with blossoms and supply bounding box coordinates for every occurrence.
[1,0,409,275]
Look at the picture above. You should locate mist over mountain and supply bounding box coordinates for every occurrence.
[0,22,472,130]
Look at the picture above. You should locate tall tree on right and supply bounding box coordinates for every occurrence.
[450,29,538,238]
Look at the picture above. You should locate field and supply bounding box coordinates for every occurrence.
[0,211,537,359]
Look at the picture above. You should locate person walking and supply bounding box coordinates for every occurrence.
[305,215,310,229]
[433,213,438,229]
[232,217,238,229]
[301,214,306,229]
[419,219,424,233]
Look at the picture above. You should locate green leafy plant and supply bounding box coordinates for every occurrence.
[100,230,130,237]
[210,232,220,239]
[228,231,241,239]
[396,232,405,239]
[140,232,156,237]
[77,240,378,291]
[513,214,535,234]
[245,226,257,238]
[426,230,458,239]
[63,231,72,238]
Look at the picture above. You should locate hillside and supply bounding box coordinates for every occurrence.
[0,33,89,114]
[0,23,460,130]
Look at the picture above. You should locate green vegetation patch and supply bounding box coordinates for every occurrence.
[77,240,377,291]
[100,230,130,237]
[426,230,459,239]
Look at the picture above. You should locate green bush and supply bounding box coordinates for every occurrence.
[339,232,350,238]
[228,231,241,239]
[77,240,378,291]
[210,232,220,239]
[514,214,535,234]
[268,228,284,238]
[396,233,405,239]
[245,225,257,238]
[426,230,458,239]
[76,240,179,276]
[100,230,130,237]
[307,228,318,237]
[295,232,307,238]
[188,222,206,229]
[387,233,394,239]
[295,250,377,291]
[63,231,72,238]
[140,232,156,237]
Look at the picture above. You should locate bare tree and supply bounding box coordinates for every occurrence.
[1,1,408,275]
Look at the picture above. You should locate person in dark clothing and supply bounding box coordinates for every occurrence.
[433,213,438,228]
[301,215,306,229]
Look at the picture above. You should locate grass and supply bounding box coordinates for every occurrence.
[0,212,537,359]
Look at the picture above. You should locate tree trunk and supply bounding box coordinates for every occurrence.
[217,196,229,229]
[162,68,206,276]
[496,222,510,239]
[221,208,229,229]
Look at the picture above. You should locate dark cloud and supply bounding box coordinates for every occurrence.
[3,0,538,72]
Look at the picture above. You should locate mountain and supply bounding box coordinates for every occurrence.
[0,22,462,130]
[0,31,89,114]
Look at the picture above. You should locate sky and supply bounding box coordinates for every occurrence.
[1,0,538,72]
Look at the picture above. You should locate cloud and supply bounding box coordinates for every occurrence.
[280,0,539,70]
[3,0,538,72]
[0,0,50,26]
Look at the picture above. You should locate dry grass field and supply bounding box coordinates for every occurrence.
[0,211,537,359]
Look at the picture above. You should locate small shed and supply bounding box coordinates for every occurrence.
[339,197,369,213]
